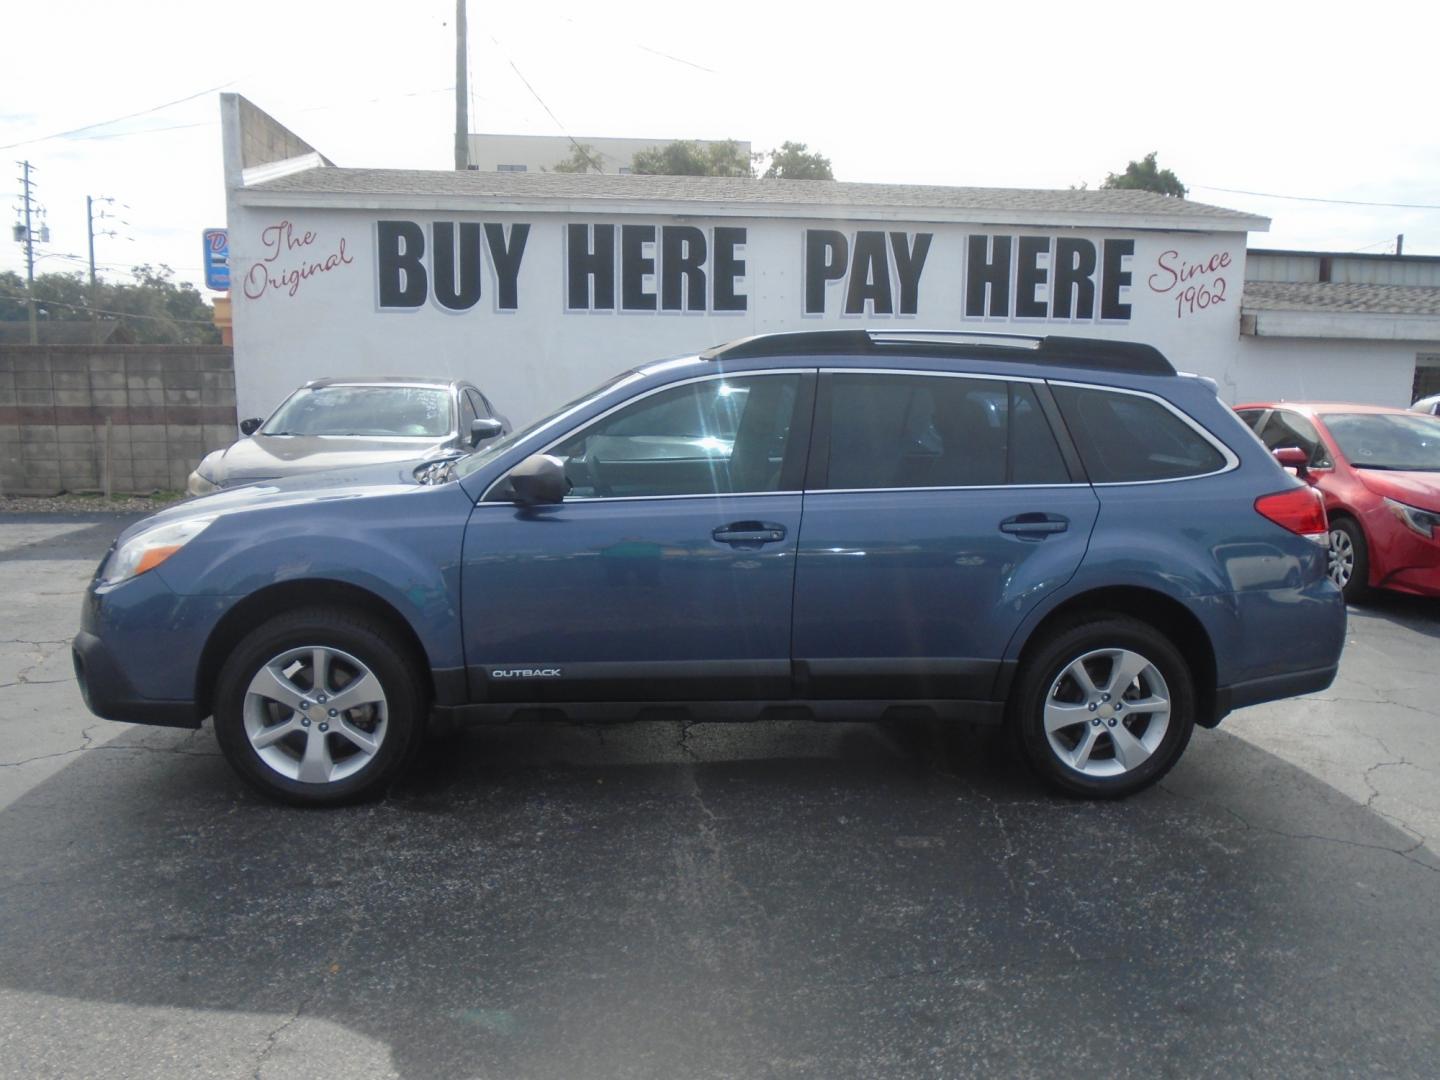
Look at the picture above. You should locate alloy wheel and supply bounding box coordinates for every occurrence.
[1328,528,1354,588]
[242,645,388,784]
[1043,648,1172,778]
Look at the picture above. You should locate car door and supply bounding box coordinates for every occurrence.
[461,370,814,703]
[791,370,1099,702]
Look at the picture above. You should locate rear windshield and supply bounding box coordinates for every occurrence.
[263,386,453,438]
[1324,413,1440,472]
[1052,385,1226,483]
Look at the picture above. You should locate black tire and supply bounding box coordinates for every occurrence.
[1011,614,1196,799]
[213,606,427,806]
[1328,517,1370,603]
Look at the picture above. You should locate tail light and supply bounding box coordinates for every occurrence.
[1255,487,1329,544]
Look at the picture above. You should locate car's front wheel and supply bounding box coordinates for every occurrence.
[1327,517,1370,602]
[1012,615,1195,799]
[213,607,426,806]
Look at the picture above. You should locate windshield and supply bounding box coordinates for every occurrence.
[1325,412,1440,471]
[262,386,453,438]
[454,368,646,479]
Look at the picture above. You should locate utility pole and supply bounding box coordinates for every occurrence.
[454,0,469,170]
[17,161,39,344]
[87,195,99,342]
[86,195,118,343]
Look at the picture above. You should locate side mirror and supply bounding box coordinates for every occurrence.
[239,418,263,436]
[469,417,504,447]
[508,453,568,506]
[1272,446,1310,478]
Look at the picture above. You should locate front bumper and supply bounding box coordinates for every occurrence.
[72,629,202,728]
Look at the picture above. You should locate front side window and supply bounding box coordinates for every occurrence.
[459,391,479,430]
[818,374,1070,490]
[262,386,453,438]
[1260,410,1331,467]
[1051,385,1226,483]
[550,374,802,498]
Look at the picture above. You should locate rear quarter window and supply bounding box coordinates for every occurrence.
[1052,385,1227,483]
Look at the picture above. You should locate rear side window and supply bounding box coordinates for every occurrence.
[1052,385,1226,483]
[820,373,1070,490]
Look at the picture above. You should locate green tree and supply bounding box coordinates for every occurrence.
[630,140,755,177]
[1101,152,1187,198]
[551,143,604,173]
[0,265,219,344]
[761,141,834,180]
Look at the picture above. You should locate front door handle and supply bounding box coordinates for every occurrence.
[713,521,788,547]
[999,513,1069,539]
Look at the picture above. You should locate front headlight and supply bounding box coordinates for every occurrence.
[1384,498,1440,540]
[100,516,216,586]
[187,471,220,497]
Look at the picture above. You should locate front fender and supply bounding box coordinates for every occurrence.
[154,484,471,672]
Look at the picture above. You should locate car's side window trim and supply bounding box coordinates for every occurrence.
[805,368,1084,493]
[1047,378,1240,485]
[480,368,816,503]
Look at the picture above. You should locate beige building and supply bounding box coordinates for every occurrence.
[467,133,751,175]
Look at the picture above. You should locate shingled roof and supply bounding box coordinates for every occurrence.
[241,167,1267,231]
[1242,282,1440,315]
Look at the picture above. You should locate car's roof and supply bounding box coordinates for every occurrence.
[1234,401,1421,417]
[302,376,466,390]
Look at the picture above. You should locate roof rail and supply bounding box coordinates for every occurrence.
[700,329,1175,375]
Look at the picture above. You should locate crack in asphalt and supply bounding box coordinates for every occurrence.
[1157,782,1439,875]
[0,733,222,769]
[253,995,311,1079]
[252,919,365,1078]
[2,638,73,690]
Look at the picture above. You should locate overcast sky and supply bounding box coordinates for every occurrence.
[3,0,1435,298]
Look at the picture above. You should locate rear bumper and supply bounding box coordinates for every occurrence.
[1210,663,1339,726]
[71,630,201,728]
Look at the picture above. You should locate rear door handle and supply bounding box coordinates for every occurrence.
[999,513,1069,539]
[713,521,788,547]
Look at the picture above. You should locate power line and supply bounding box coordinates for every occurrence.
[1194,184,1440,211]
[0,289,215,326]
[0,80,238,150]
[489,35,604,172]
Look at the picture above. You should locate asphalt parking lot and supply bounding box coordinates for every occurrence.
[0,513,1437,1080]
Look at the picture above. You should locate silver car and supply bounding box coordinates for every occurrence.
[188,377,509,495]
[1410,392,1440,417]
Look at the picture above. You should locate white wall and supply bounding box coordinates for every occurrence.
[226,204,1250,425]
[1231,337,1419,407]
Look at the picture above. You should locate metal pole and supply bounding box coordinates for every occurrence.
[103,417,114,501]
[454,0,469,170]
[20,161,38,345]
[87,195,99,343]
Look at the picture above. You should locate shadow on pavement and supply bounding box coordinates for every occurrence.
[1347,589,1440,640]
[1,718,1437,1078]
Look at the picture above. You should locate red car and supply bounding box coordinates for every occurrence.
[1234,402,1440,600]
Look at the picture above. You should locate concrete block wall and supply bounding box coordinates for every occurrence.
[0,346,237,496]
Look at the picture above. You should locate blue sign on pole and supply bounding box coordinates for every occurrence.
[203,228,230,291]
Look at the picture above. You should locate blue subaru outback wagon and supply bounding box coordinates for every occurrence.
[73,331,1346,804]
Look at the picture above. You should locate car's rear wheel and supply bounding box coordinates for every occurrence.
[1328,517,1370,602]
[1012,615,1195,799]
[213,607,425,806]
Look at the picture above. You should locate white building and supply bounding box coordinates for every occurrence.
[467,133,751,175]
[221,95,1440,426]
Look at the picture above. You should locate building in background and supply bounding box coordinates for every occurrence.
[467,134,751,175]
[221,95,1440,427]
[1241,249,1440,403]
